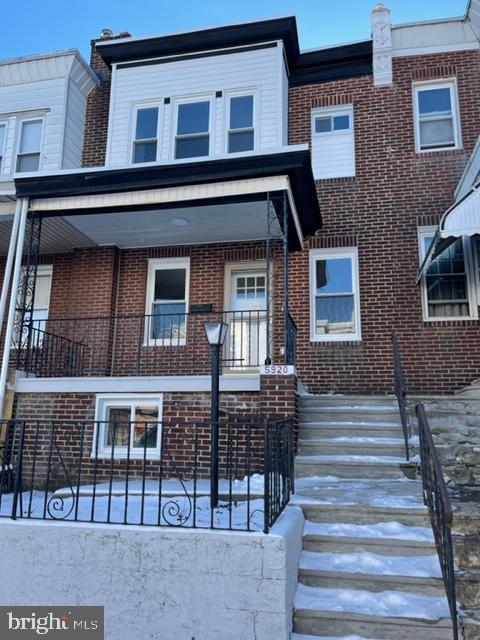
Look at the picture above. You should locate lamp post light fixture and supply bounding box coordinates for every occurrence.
[204,320,229,510]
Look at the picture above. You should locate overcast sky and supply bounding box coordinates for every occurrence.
[2,0,468,62]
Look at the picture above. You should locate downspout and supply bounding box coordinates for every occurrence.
[0,197,29,419]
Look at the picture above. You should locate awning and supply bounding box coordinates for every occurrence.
[416,180,480,282]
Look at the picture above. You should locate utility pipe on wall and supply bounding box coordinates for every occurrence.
[0,197,29,419]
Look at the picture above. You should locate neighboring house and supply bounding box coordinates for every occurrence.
[0,3,479,640]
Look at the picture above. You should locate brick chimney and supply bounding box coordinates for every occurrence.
[371,3,393,86]
[82,29,131,168]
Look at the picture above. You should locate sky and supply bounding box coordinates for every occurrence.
[2,0,468,62]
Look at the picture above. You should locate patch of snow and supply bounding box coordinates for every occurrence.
[317,436,404,444]
[299,550,442,577]
[303,520,434,542]
[0,490,264,530]
[293,635,382,640]
[294,584,450,619]
[296,454,406,463]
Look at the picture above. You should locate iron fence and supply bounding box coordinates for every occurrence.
[392,333,410,461]
[285,313,297,367]
[17,310,273,378]
[416,404,458,639]
[0,417,293,533]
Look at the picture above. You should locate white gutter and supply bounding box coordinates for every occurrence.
[0,198,29,418]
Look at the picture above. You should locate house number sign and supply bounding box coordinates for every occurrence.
[260,365,295,375]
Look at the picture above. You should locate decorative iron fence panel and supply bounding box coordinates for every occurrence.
[416,404,458,640]
[0,417,293,533]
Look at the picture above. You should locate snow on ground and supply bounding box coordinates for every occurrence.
[300,550,442,577]
[296,455,406,463]
[0,490,265,530]
[293,477,425,509]
[294,584,450,619]
[303,520,434,542]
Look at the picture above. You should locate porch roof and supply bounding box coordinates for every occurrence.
[14,148,320,250]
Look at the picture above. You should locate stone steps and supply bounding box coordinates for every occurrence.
[292,394,451,640]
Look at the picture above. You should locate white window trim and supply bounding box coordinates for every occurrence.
[418,227,477,321]
[144,257,190,346]
[224,90,258,155]
[92,394,163,460]
[311,105,354,139]
[413,79,462,153]
[172,94,214,161]
[15,116,45,173]
[309,247,361,342]
[130,102,162,166]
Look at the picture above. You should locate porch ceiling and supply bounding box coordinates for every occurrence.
[65,200,282,248]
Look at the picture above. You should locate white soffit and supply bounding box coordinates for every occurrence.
[440,184,480,238]
[30,176,290,212]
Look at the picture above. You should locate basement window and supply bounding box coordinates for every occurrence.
[413,81,461,152]
[418,227,477,320]
[93,395,162,459]
[175,100,211,159]
[16,119,43,172]
[132,106,159,163]
[309,248,361,341]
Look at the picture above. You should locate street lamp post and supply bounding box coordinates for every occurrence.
[204,321,229,510]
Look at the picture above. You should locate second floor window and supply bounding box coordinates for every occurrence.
[413,82,460,152]
[16,119,43,172]
[0,124,5,171]
[228,95,254,153]
[133,107,159,163]
[175,101,210,159]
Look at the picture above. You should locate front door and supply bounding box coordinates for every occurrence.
[226,269,267,368]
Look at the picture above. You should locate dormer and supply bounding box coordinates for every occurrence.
[96,17,298,168]
[0,49,97,191]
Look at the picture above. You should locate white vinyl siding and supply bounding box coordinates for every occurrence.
[107,43,285,166]
[62,78,88,169]
[0,124,5,171]
[413,80,461,152]
[311,106,355,179]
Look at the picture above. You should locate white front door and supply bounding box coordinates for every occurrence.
[226,269,267,368]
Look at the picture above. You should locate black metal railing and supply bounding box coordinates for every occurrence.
[285,313,297,366]
[17,310,272,378]
[0,417,294,533]
[416,404,458,639]
[392,333,410,461]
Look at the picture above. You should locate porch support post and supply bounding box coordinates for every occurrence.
[0,198,29,419]
[265,192,276,365]
[15,212,42,374]
[282,192,289,364]
[0,200,23,351]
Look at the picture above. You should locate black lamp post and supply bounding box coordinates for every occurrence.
[204,320,229,510]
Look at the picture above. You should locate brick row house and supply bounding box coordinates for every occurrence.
[1,2,480,639]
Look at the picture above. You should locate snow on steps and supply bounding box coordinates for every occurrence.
[294,585,452,640]
[297,438,407,457]
[295,455,410,479]
[292,635,381,640]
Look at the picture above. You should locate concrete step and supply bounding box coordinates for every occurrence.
[295,456,410,479]
[299,408,401,424]
[300,423,404,439]
[298,439,407,457]
[299,567,444,596]
[293,607,453,640]
[303,532,435,557]
[296,504,430,527]
[298,394,397,409]
[292,635,379,640]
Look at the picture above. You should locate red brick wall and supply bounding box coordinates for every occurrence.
[289,50,480,394]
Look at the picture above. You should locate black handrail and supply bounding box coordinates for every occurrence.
[392,333,410,461]
[416,404,458,639]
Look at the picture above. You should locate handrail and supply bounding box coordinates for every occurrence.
[416,404,458,640]
[391,333,410,461]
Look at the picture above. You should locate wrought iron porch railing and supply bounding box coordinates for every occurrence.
[16,309,289,378]
[392,333,410,461]
[285,313,297,367]
[0,417,293,533]
[416,404,458,640]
